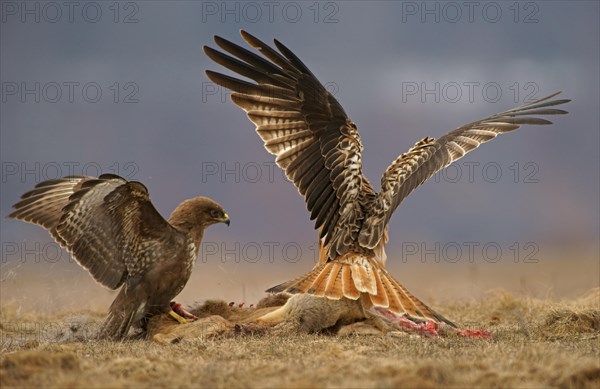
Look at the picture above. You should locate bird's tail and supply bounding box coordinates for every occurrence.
[266,253,456,327]
[98,287,144,340]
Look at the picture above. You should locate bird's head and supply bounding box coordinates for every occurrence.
[168,197,230,238]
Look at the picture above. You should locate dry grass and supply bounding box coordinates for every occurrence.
[1,289,599,389]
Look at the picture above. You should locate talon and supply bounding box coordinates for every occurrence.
[168,309,190,324]
[169,301,198,320]
[238,303,244,308]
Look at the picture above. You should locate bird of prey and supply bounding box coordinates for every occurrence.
[204,30,569,327]
[9,174,230,340]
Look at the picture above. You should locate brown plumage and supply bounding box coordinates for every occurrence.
[204,30,570,327]
[8,173,229,340]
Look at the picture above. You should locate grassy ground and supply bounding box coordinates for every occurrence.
[1,288,599,388]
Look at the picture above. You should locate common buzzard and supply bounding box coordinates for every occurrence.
[9,174,230,339]
[204,31,569,326]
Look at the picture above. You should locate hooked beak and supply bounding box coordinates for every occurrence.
[221,213,230,226]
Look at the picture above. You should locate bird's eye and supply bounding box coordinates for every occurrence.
[210,210,222,218]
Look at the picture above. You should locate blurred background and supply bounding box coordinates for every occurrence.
[1,1,598,312]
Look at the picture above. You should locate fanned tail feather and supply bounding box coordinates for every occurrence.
[341,264,360,299]
[266,254,456,327]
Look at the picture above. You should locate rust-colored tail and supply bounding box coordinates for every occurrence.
[266,254,456,327]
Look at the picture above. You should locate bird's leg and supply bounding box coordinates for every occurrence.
[168,301,198,324]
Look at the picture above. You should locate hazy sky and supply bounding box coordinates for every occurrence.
[1,1,598,304]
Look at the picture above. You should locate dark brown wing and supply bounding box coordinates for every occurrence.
[9,174,184,289]
[359,93,570,248]
[204,30,375,259]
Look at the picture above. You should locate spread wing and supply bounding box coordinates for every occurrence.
[359,93,570,248]
[204,30,375,259]
[9,174,184,289]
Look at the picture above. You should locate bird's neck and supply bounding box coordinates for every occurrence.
[169,219,206,248]
[188,227,205,249]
